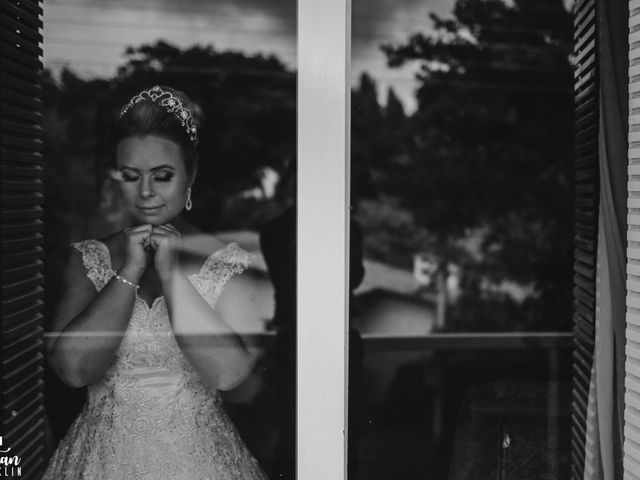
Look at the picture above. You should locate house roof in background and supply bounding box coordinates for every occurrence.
[357,259,419,296]
[217,230,437,302]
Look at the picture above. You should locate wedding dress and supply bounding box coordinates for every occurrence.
[42,239,267,479]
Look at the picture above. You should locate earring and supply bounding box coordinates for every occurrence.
[186,187,193,211]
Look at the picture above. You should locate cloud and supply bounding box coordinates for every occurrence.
[352,0,453,54]
[47,0,453,57]
[44,0,298,71]
[45,0,455,111]
[48,0,296,33]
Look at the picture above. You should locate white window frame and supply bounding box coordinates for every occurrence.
[297,0,351,478]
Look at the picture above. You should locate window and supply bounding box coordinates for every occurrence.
[41,1,296,478]
[0,0,633,479]
[348,0,585,478]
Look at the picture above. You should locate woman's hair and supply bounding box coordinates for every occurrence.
[112,86,200,174]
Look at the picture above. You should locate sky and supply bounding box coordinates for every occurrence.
[43,0,455,113]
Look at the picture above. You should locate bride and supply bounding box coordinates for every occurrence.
[43,86,267,479]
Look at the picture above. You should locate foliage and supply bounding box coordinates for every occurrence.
[352,0,574,330]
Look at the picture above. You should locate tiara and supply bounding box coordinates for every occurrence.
[119,85,199,145]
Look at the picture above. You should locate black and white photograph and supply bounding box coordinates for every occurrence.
[0,0,633,479]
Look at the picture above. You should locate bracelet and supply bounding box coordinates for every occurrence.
[114,273,140,292]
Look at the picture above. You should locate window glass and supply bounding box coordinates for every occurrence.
[42,1,295,478]
[349,0,574,477]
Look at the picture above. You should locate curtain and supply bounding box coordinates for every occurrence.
[583,1,628,479]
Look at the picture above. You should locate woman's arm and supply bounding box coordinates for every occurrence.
[161,270,259,391]
[151,226,258,391]
[46,250,143,388]
[47,227,151,387]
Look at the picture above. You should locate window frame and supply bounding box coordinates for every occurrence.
[2,0,626,477]
[297,0,351,477]
[296,1,620,479]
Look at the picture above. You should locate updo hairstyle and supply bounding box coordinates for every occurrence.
[112,86,200,175]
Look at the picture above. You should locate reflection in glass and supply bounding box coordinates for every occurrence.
[42,2,296,478]
[259,158,297,478]
[350,0,573,477]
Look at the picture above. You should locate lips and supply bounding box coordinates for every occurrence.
[137,206,164,215]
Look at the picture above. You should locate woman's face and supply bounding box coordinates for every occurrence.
[115,134,194,226]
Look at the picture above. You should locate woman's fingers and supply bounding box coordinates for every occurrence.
[127,225,153,247]
[124,224,152,242]
[121,225,153,272]
[149,225,182,276]
[150,229,175,248]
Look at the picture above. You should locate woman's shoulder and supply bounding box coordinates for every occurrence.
[69,236,112,259]
[68,233,125,274]
[186,233,252,275]
[65,235,118,290]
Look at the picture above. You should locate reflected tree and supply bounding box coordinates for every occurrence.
[353,0,573,330]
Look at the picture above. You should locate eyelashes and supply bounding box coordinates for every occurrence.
[119,173,175,183]
[153,173,174,182]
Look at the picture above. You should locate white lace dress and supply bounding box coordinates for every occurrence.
[43,239,267,480]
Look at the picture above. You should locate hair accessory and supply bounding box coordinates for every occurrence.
[185,187,193,211]
[114,272,140,292]
[120,85,199,145]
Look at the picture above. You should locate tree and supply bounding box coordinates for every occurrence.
[356,0,574,330]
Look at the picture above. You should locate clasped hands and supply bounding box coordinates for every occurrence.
[123,223,181,280]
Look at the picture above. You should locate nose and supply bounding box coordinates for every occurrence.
[139,176,155,199]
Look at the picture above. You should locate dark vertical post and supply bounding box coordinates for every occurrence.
[0,0,45,477]
[572,0,599,478]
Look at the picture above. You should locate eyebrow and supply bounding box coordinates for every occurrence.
[119,165,177,173]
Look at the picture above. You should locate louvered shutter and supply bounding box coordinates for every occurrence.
[0,0,45,478]
[572,0,599,478]
[626,2,640,476]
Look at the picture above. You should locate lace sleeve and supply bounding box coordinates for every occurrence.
[195,243,252,306]
[71,240,115,292]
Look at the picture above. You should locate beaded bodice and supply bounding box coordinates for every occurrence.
[42,239,267,479]
[72,239,250,394]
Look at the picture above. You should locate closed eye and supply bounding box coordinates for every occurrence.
[122,174,140,182]
[154,173,174,182]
